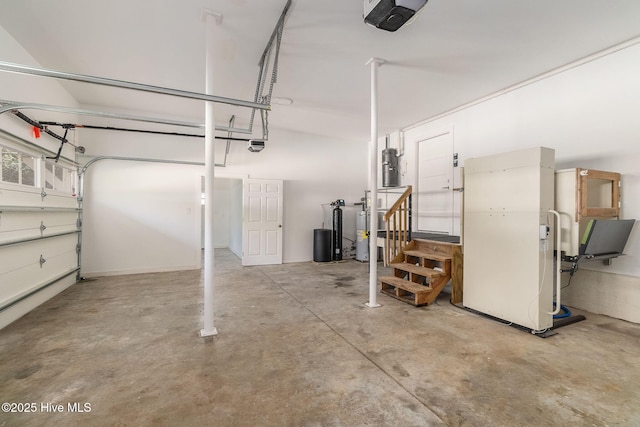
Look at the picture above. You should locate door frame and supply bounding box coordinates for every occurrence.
[414,130,455,235]
[241,178,284,266]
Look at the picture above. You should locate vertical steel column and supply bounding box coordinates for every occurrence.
[366,58,384,308]
[201,10,222,337]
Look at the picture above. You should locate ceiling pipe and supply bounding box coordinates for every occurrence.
[0,61,269,111]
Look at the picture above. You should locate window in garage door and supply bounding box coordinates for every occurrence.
[2,147,36,187]
[44,161,76,193]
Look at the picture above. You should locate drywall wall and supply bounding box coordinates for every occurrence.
[81,159,202,276]
[396,41,640,322]
[79,126,368,271]
[200,177,243,250]
[201,177,235,250]
[229,178,243,257]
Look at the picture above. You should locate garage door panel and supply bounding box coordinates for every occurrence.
[1,250,78,308]
[42,193,78,209]
[0,234,77,274]
[1,248,77,285]
[0,185,77,209]
[0,185,42,207]
[0,234,77,304]
[0,211,78,243]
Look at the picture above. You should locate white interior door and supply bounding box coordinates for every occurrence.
[417,133,454,234]
[242,179,283,266]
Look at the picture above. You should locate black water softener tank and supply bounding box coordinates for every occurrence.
[332,203,343,261]
[313,229,332,262]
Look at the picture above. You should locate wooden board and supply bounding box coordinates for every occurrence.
[389,262,445,278]
[380,276,432,306]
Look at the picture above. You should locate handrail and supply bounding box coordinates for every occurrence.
[383,185,412,265]
[383,185,412,221]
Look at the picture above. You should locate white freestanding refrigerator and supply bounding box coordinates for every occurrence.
[463,147,555,331]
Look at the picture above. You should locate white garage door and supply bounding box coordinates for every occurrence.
[0,141,80,329]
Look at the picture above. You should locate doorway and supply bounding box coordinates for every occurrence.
[201,177,243,257]
[416,132,454,235]
[200,177,284,265]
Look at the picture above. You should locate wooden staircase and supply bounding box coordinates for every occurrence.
[380,239,463,306]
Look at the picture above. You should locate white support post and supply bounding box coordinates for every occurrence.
[366,57,384,308]
[201,10,222,337]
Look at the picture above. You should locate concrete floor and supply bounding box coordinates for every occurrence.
[1,249,640,426]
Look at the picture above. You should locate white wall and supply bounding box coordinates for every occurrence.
[229,178,243,257]
[395,41,640,323]
[81,160,202,276]
[80,126,368,270]
[202,177,237,250]
[212,179,230,249]
[201,177,243,250]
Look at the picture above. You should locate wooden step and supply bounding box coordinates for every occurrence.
[380,276,432,306]
[403,249,452,262]
[389,262,445,278]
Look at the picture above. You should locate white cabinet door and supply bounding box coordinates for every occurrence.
[242,179,283,266]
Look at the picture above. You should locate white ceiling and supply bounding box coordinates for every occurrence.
[2,0,640,142]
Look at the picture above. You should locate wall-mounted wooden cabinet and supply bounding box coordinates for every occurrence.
[555,168,621,257]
